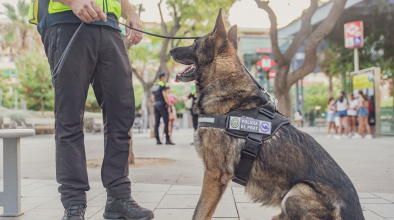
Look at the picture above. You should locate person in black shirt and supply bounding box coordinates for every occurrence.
[152,73,175,145]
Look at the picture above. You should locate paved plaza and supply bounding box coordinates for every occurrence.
[1,128,394,219]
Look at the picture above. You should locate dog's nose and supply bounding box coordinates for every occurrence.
[169,48,174,56]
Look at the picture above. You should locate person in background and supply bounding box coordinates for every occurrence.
[152,73,175,145]
[347,93,358,137]
[335,91,349,139]
[327,97,337,138]
[353,90,372,139]
[294,110,303,127]
[182,88,197,145]
[163,87,181,142]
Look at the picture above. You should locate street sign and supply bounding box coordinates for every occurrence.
[255,48,272,53]
[344,21,364,49]
[256,55,276,71]
[268,70,276,79]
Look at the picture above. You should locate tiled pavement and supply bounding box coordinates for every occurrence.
[1,179,393,220]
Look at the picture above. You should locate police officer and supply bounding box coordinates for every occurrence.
[152,73,175,145]
[28,0,153,219]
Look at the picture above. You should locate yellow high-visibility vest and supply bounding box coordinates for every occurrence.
[28,0,121,25]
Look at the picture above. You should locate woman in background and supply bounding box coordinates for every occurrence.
[347,93,358,137]
[163,87,181,142]
[354,90,372,139]
[327,97,337,138]
[335,91,349,139]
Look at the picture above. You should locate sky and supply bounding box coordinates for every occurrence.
[0,0,329,28]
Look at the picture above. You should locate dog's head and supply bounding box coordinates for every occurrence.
[170,9,238,82]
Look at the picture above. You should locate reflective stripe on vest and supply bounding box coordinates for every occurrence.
[28,0,121,25]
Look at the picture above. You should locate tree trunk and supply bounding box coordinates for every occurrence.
[41,100,45,116]
[143,89,155,138]
[328,75,333,98]
[276,90,292,118]
[128,129,135,164]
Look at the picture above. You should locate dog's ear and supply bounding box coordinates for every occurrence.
[210,8,227,41]
[228,25,238,50]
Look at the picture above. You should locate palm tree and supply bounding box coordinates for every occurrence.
[1,0,37,56]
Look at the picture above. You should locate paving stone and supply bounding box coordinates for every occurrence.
[363,204,394,218]
[169,185,202,191]
[359,193,380,199]
[132,191,167,203]
[154,208,195,220]
[132,183,171,192]
[213,202,238,218]
[157,194,199,209]
[87,188,106,201]
[233,191,251,203]
[11,208,64,220]
[374,193,394,203]
[21,196,56,204]
[362,210,387,220]
[36,197,63,209]
[236,202,280,220]
[360,198,392,204]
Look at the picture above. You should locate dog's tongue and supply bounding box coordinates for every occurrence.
[175,64,193,83]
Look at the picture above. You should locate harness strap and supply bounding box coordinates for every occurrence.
[198,114,227,129]
[232,110,267,186]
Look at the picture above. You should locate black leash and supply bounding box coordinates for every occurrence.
[107,17,201,40]
[52,18,201,77]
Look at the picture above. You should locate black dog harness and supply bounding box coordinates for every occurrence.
[198,103,291,186]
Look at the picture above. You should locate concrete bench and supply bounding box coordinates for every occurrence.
[22,118,55,132]
[1,117,17,129]
[92,118,104,133]
[314,118,327,132]
[0,129,35,217]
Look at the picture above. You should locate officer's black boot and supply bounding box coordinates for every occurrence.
[61,204,86,220]
[156,140,163,145]
[103,196,154,220]
[165,139,175,145]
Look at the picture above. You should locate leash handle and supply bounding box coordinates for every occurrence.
[107,17,201,40]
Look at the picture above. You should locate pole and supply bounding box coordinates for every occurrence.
[0,88,3,107]
[14,90,18,110]
[354,47,359,72]
[300,78,304,126]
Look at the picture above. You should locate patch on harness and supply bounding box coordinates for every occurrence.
[228,116,271,135]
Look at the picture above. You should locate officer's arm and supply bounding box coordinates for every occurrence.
[120,0,143,46]
[151,94,155,103]
[162,91,171,106]
[58,0,107,23]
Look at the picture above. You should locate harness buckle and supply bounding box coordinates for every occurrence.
[241,136,262,159]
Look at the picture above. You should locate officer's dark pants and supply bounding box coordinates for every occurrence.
[154,102,170,142]
[40,24,135,208]
[191,110,198,131]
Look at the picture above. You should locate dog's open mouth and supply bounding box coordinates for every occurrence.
[175,61,196,82]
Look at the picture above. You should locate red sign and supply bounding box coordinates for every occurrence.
[268,70,276,79]
[255,48,272,53]
[256,55,276,71]
[344,21,364,49]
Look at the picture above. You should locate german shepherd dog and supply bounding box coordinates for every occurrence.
[170,10,364,220]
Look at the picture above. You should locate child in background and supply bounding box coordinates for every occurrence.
[347,93,358,137]
[327,97,337,138]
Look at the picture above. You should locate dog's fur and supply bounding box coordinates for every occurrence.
[170,10,364,220]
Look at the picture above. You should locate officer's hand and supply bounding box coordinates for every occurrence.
[69,0,107,23]
[125,12,143,46]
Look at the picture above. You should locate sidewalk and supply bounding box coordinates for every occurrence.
[1,127,394,219]
[0,179,393,220]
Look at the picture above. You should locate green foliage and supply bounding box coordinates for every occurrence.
[303,84,330,113]
[15,50,54,111]
[134,84,143,112]
[85,86,101,113]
